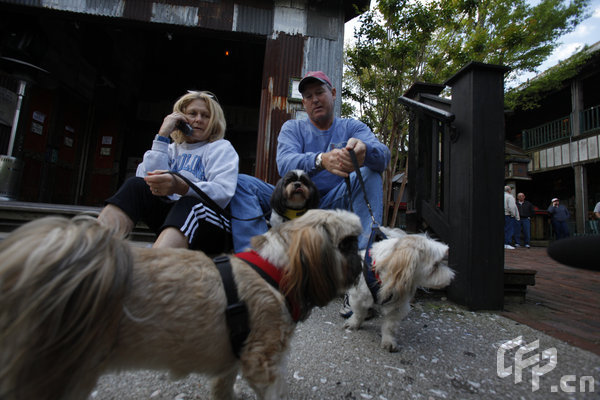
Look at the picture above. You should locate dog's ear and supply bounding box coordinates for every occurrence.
[306,181,320,209]
[269,178,287,213]
[377,238,419,300]
[298,172,320,209]
[281,224,338,320]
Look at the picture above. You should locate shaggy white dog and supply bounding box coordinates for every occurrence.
[344,228,455,352]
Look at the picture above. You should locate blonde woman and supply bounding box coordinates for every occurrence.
[98,91,238,253]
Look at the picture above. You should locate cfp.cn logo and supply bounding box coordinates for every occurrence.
[497,336,595,393]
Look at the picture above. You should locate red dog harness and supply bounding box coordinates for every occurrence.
[236,251,301,321]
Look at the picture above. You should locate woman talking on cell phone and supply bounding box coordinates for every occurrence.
[97,90,238,253]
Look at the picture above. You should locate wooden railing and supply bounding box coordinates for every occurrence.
[581,105,600,135]
[522,116,571,150]
[522,105,600,150]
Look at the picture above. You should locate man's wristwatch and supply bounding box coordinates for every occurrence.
[315,153,323,170]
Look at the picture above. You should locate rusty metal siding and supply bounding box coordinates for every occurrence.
[272,2,306,36]
[0,0,236,29]
[150,2,199,26]
[255,33,305,183]
[306,4,338,40]
[196,0,234,31]
[303,2,345,116]
[6,0,129,17]
[303,35,344,117]
[233,4,272,36]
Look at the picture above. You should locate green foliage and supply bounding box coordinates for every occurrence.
[505,47,594,111]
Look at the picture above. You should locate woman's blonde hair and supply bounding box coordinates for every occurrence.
[170,91,226,144]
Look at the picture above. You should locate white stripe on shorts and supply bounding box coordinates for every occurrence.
[181,202,231,244]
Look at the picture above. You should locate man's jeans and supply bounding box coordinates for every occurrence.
[504,215,516,245]
[516,217,531,246]
[551,220,570,240]
[229,168,383,253]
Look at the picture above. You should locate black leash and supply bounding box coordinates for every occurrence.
[163,171,232,231]
[162,171,268,222]
[344,149,387,304]
[345,150,377,227]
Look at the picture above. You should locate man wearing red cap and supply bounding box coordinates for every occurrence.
[229,70,391,255]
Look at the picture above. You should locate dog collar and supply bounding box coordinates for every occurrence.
[282,208,307,221]
[235,251,301,322]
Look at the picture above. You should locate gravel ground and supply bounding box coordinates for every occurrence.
[90,298,599,400]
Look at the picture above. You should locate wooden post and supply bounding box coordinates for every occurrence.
[444,62,510,310]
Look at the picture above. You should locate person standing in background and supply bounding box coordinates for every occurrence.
[504,186,520,249]
[515,192,536,248]
[547,197,570,240]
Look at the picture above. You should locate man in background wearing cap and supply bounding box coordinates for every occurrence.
[229,70,390,250]
[547,197,570,240]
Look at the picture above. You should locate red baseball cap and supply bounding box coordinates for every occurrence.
[298,71,333,93]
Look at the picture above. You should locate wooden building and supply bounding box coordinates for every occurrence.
[505,41,600,236]
[0,0,368,205]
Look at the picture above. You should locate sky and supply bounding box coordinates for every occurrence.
[344,0,600,86]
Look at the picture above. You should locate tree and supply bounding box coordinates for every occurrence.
[344,0,591,224]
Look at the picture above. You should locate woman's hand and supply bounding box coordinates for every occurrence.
[157,112,188,137]
[144,170,189,196]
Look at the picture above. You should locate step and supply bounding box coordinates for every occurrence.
[504,267,537,303]
[0,200,153,243]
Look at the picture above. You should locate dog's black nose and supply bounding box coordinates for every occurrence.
[293,182,302,189]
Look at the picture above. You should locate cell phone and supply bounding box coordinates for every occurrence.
[177,120,193,136]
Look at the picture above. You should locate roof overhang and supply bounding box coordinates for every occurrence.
[343,0,370,22]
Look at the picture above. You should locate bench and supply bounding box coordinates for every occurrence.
[504,268,537,303]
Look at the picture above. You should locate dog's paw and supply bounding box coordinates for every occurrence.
[343,316,362,330]
[380,333,399,352]
[381,338,399,352]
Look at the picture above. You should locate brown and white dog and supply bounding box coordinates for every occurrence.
[0,209,362,400]
[343,227,455,352]
[269,169,320,228]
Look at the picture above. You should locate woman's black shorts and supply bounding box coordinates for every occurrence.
[106,177,232,253]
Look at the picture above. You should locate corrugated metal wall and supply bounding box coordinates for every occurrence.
[256,33,305,183]
[234,3,273,35]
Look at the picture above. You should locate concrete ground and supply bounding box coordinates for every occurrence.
[90,297,599,399]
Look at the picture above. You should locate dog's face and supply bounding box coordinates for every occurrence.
[252,209,362,320]
[271,169,320,212]
[372,234,454,295]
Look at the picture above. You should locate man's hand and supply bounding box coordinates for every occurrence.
[321,138,366,178]
[144,170,188,196]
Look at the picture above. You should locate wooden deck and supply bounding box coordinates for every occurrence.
[502,246,600,356]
